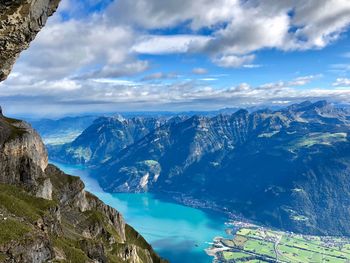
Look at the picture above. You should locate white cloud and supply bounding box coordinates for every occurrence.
[192,68,208,75]
[333,78,350,87]
[2,0,350,117]
[141,72,178,81]
[7,0,350,84]
[243,64,262,69]
[2,73,347,117]
[12,14,147,82]
[106,0,239,30]
[288,75,323,86]
[200,78,217,81]
[91,78,138,85]
[132,35,211,55]
[110,0,350,67]
[289,0,350,49]
[213,55,255,68]
[330,64,350,73]
[260,75,322,90]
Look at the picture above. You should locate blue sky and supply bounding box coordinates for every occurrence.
[1,0,350,117]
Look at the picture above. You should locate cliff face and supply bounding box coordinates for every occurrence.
[0,112,166,262]
[0,113,48,186]
[0,0,60,81]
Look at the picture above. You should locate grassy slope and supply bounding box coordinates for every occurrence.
[0,172,166,263]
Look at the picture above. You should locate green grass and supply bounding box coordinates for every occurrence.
[222,239,235,247]
[245,260,269,263]
[0,253,6,262]
[82,210,123,243]
[219,227,350,263]
[125,224,165,263]
[232,235,248,248]
[289,132,347,150]
[237,228,281,240]
[0,219,30,245]
[1,117,27,142]
[243,239,276,259]
[223,251,251,260]
[83,210,105,225]
[0,184,56,222]
[53,237,89,263]
[245,259,269,263]
[3,117,22,124]
[281,236,350,259]
[125,224,152,250]
[47,166,81,192]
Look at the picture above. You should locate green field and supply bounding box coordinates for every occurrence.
[214,225,350,263]
[287,132,348,151]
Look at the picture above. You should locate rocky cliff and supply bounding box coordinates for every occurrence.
[0,111,166,262]
[0,0,60,81]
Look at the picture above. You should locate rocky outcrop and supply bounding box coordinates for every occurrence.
[35,178,52,200]
[0,113,166,263]
[0,116,48,186]
[0,0,61,81]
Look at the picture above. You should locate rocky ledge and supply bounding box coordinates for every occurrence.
[0,0,61,81]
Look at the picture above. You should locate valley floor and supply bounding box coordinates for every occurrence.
[207,221,350,263]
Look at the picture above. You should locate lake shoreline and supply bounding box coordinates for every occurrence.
[50,160,230,263]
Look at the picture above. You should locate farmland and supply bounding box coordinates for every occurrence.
[209,222,350,263]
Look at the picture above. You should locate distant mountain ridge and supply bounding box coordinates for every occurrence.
[30,116,97,146]
[49,116,169,164]
[51,101,350,236]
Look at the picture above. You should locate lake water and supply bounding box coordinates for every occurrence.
[51,161,227,263]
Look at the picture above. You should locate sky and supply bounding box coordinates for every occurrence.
[1,0,350,117]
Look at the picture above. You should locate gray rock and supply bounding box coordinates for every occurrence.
[0,118,48,186]
[36,178,53,200]
[0,0,61,81]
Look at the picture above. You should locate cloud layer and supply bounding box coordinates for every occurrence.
[111,0,350,67]
[2,73,350,117]
[1,0,350,116]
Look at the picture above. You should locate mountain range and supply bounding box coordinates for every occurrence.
[51,100,350,237]
[30,116,97,146]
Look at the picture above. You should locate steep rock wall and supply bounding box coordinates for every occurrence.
[0,0,60,81]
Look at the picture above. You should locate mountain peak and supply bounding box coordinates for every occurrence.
[112,114,125,122]
[287,100,332,112]
[286,101,312,111]
[312,100,329,109]
[233,109,249,117]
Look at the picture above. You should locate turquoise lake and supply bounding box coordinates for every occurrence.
[51,161,228,263]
